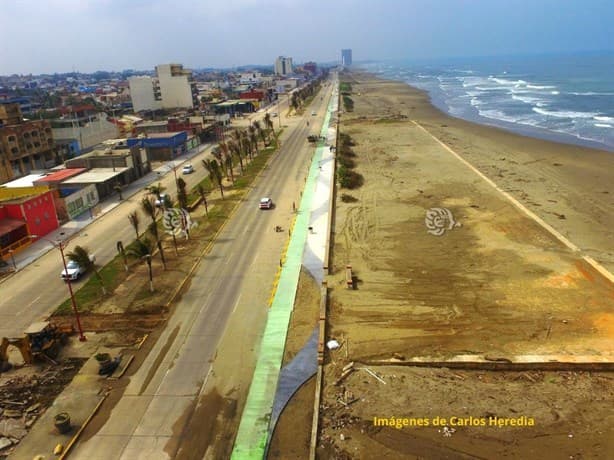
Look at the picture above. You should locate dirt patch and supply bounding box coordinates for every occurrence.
[319,366,614,459]
[283,267,321,366]
[0,358,85,458]
[267,376,315,459]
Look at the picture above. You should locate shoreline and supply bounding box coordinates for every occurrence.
[343,70,614,272]
[365,65,614,153]
[425,87,614,153]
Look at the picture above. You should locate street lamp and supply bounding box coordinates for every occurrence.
[32,234,86,342]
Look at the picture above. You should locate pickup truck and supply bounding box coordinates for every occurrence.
[60,255,95,281]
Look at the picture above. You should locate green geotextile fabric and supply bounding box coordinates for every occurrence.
[231,93,335,459]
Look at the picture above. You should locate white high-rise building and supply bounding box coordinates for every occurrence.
[128,63,197,112]
[128,76,162,112]
[274,56,293,76]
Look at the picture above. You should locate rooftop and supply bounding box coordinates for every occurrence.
[61,167,129,184]
[1,173,47,188]
[33,168,86,184]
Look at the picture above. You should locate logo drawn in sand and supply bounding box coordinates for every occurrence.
[425,207,461,236]
[163,208,197,237]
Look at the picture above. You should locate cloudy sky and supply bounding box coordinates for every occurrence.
[1,0,612,74]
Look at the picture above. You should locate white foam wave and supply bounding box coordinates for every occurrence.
[594,123,613,128]
[475,86,509,91]
[594,115,614,123]
[532,107,599,119]
[526,84,557,90]
[571,91,614,96]
[511,94,544,104]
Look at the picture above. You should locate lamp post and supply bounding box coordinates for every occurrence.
[34,234,86,341]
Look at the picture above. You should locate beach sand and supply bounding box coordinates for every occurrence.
[315,72,614,459]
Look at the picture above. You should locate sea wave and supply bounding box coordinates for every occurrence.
[532,107,599,119]
[571,91,614,96]
[594,115,614,123]
[511,94,545,104]
[594,123,613,128]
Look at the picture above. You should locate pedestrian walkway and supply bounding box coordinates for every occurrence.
[231,82,338,459]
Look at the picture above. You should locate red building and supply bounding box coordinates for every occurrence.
[0,190,59,257]
[239,89,266,101]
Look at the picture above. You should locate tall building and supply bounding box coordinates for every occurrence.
[0,103,56,183]
[274,56,293,76]
[128,63,199,112]
[341,49,353,66]
[128,76,161,113]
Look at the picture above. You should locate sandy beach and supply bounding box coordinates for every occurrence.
[313,71,614,459]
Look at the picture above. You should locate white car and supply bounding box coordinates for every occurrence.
[311,111,317,116]
[271,112,278,117]
[60,255,95,281]
[259,197,273,209]
[182,164,194,174]
[155,193,168,207]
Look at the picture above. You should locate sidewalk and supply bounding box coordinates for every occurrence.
[1,143,211,283]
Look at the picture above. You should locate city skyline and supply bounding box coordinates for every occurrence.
[1,0,613,75]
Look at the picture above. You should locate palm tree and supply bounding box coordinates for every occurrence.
[241,130,253,160]
[176,177,188,209]
[228,141,244,175]
[202,158,224,199]
[253,120,266,147]
[128,211,140,239]
[141,196,158,240]
[224,154,234,183]
[197,184,208,215]
[67,245,107,295]
[146,183,165,200]
[264,112,274,138]
[127,238,155,292]
[249,128,259,155]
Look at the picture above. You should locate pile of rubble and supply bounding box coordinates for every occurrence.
[0,358,84,458]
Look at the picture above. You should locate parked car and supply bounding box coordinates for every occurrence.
[271,112,278,117]
[60,255,95,281]
[155,193,168,207]
[182,164,194,174]
[311,111,317,116]
[259,197,273,210]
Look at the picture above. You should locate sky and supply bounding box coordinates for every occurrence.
[1,0,613,75]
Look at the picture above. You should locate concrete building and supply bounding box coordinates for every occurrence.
[51,107,119,152]
[128,76,162,112]
[0,189,59,257]
[274,56,293,76]
[0,103,56,184]
[127,132,188,161]
[128,64,199,112]
[341,49,353,66]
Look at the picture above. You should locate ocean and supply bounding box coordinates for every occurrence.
[362,52,614,151]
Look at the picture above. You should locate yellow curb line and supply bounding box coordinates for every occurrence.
[58,393,108,460]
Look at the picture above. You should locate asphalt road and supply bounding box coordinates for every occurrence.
[0,141,217,339]
[67,82,334,458]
